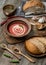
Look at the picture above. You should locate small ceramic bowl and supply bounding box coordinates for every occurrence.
[5,17,31,38]
[3,4,16,16]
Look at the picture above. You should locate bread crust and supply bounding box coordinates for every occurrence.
[23,0,45,12]
[25,37,46,55]
[25,39,42,55]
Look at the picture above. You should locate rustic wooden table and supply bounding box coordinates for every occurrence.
[0,0,46,65]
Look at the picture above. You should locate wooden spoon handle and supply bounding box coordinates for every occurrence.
[5,47,20,60]
[20,52,35,63]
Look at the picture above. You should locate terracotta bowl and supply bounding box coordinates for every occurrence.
[5,17,31,38]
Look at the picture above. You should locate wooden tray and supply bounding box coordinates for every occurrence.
[2,25,24,44]
[26,49,46,58]
[2,16,46,44]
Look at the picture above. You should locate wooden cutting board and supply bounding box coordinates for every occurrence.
[2,25,24,44]
[2,23,46,44]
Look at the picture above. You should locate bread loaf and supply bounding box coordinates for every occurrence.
[23,0,45,13]
[37,37,46,49]
[25,37,46,55]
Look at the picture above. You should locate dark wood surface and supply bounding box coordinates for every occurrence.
[0,25,46,65]
[0,0,46,65]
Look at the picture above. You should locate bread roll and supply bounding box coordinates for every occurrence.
[25,37,46,55]
[23,0,45,13]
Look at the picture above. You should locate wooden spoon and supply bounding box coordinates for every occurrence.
[0,44,20,60]
[13,47,36,63]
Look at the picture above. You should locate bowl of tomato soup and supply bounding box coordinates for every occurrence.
[6,17,31,38]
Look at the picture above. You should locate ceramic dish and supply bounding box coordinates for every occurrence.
[3,4,17,16]
[5,17,31,38]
